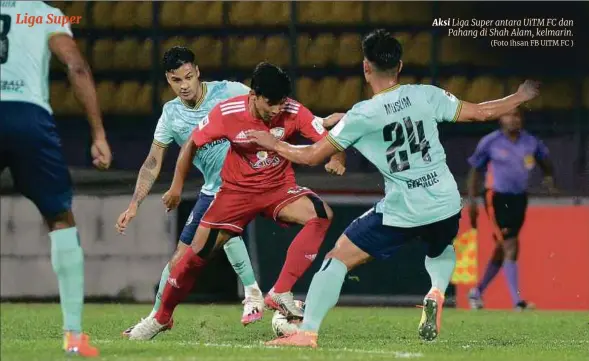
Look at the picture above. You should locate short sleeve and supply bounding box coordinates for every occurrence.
[44,6,74,39]
[326,105,370,151]
[191,106,226,147]
[153,111,173,147]
[296,106,327,143]
[534,138,550,160]
[226,81,251,97]
[468,137,492,170]
[421,85,463,123]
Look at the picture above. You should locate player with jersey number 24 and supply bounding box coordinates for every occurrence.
[248,29,540,348]
[127,62,346,341]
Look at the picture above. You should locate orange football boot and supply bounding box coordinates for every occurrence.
[265,331,318,348]
[418,288,444,341]
[63,332,99,357]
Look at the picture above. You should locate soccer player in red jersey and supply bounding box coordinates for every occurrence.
[127,62,345,340]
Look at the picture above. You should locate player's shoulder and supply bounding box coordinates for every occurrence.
[480,130,503,145]
[216,95,248,116]
[520,130,542,143]
[29,1,63,16]
[162,96,182,111]
[348,99,380,119]
[282,98,309,117]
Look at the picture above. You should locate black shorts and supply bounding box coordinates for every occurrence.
[484,190,528,241]
[0,101,73,217]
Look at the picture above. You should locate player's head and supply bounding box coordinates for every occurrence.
[163,46,200,102]
[499,107,524,133]
[249,62,292,121]
[362,29,403,82]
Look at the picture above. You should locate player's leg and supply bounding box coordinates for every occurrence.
[265,187,333,318]
[418,212,461,341]
[2,102,98,357]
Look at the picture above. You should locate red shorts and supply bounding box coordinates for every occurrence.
[200,184,316,233]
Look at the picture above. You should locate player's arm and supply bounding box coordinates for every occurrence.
[534,139,557,192]
[49,34,111,169]
[457,80,540,122]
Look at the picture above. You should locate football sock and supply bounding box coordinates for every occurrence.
[300,258,347,332]
[155,248,207,324]
[273,217,330,293]
[424,245,456,295]
[477,260,502,294]
[49,227,84,333]
[503,260,522,305]
[148,263,170,318]
[223,236,258,288]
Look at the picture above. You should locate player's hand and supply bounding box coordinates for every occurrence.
[517,80,541,102]
[246,130,278,150]
[322,113,346,128]
[91,138,112,170]
[468,201,478,229]
[325,158,346,175]
[162,188,181,212]
[115,206,137,235]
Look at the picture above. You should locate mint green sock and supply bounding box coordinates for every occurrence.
[300,258,347,332]
[49,227,84,333]
[148,263,170,318]
[424,245,457,295]
[223,237,257,288]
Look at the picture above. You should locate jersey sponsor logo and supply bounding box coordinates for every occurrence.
[198,115,209,130]
[444,90,457,102]
[0,79,24,93]
[311,117,325,135]
[270,127,285,139]
[251,155,280,169]
[199,138,228,151]
[405,171,440,189]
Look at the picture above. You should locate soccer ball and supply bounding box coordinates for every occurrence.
[271,300,305,337]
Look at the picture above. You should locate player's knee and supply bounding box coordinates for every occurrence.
[44,210,75,231]
[426,237,453,258]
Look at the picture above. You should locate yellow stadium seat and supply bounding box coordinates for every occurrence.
[113,81,142,114]
[297,36,312,67]
[184,2,222,27]
[135,2,152,28]
[62,88,82,115]
[335,34,362,66]
[399,75,417,85]
[258,2,290,26]
[404,32,431,66]
[338,77,362,109]
[96,81,117,114]
[317,77,340,110]
[136,84,153,113]
[302,34,336,67]
[440,76,469,96]
[297,2,331,24]
[440,37,468,65]
[242,78,252,88]
[420,77,433,85]
[401,2,432,24]
[229,2,259,26]
[263,36,290,67]
[50,81,68,114]
[75,38,87,57]
[112,3,138,29]
[331,2,362,24]
[296,77,316,109]
[190,37,222,68]
[584,78,589,108]
[160,37,189,58]
[368,2,431,24]
[91,2,113,28]
[136,39,153,70]
[362,83,372,99]
[113,39,139,70]
[228,37,261,68]
[467,77,496,104]
[160,2,185,28]
[160,86,176,105]
[64,1,86,28]
[92,39,114,70]
[543,81,575,109]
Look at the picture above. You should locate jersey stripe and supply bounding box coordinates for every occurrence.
[152,139,170,148]
[221,108,246,115]
[326,134,345,151]
[452,100,463,122]
[220,104,245,112]
[220,101,245,109]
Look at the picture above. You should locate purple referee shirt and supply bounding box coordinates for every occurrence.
[468,130,549,194]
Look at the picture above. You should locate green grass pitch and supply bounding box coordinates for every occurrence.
[1,303,587,361]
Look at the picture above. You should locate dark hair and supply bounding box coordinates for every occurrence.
[163,46,195,72]
[362,29,403,72]
[250,62,292,105]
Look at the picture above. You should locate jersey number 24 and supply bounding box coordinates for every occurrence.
[0,15,11,64]
[383,116,431,173]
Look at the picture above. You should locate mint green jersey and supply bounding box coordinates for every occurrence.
[0,1,72,114]
[327,84,463,227]
[154,81,250,195]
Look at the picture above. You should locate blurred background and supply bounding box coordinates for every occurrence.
[1,1,588,310]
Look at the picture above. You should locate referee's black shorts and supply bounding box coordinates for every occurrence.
[483,190,528,241]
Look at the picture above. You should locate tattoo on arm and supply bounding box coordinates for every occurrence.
[131,156,158,205]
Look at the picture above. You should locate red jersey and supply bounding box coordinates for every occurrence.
[191,95,327,192]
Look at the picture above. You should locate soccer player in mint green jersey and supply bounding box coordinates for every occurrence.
[249,29,540,347]
[1,1,112,357]
[115,47,263,334]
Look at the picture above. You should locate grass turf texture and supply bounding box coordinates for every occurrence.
[1,303,587,361]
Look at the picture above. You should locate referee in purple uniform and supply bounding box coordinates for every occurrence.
[466,107,557,310]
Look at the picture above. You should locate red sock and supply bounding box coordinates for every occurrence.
[273,217,330,293]
[155,247,207,324]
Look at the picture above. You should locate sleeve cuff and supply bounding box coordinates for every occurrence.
[326,134,345,151]
[452,100,463,122]
[153,140,169,148]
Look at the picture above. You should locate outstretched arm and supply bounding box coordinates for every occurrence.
[249,132,339,166]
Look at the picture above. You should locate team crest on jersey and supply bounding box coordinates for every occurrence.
[270,127,285,139]
[523,154,535,169]
[257,151,268,161]
[444,90,457,102]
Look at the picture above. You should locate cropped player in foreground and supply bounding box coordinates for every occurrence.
[115,47,268,333]
[127,62,345,340]
[247,29,540,348]
[0,1,112,357]
[467,107,556,311]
